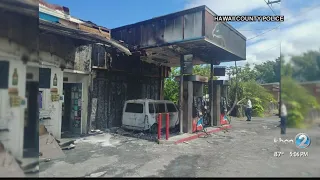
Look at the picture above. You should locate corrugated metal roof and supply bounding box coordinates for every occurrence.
[39,0,69,15]
[38,0,130,55]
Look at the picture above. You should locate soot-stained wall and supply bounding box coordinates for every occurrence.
[88,44,168,130]
[91,70,161,130]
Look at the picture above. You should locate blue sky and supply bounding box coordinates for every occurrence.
[47,0,186,29]
[47,0,320,66]
[48,0,279,31]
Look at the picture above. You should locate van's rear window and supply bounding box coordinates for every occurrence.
[167,103,177,112]
[125,103,143,113]
[155,103,166,113]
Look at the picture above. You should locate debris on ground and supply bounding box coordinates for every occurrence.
[89,129,104,135]
[58,139,75,148]
[39,158,51,163]
[74,133,119,147]
[115,128,131,136]
[87,171,107,177]
[39,133,65,160]
[23,165,39,174]
[61,144,75,150]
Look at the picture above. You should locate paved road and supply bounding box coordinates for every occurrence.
[39,116,320,177]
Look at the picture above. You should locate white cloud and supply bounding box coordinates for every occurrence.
[185,0,320,66]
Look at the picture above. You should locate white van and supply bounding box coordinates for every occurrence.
[121,99,179,133]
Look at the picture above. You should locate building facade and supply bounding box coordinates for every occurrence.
[0,0,39,158]
[38,0,167,139]
[90,45,169,130]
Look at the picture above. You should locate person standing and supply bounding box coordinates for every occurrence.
[245,98,252,121]
[280,102,287,134]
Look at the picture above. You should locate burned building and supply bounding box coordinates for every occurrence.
[90,45,170,130]
[38,0,131,138]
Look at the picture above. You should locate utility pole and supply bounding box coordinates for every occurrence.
[266,0,284,134]
[267,0,281,5]
[276,0,284,135]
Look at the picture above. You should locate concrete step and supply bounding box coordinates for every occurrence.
[16,157,39,171]
[57,138,76,148]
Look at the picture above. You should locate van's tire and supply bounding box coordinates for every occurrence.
[150,123,158,134]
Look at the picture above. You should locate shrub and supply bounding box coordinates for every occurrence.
[281,76,320,128]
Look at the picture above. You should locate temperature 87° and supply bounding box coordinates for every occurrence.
[274,152,284,157]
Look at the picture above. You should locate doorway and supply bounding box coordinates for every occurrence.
[62,83,82,136]
[23,81,39,158]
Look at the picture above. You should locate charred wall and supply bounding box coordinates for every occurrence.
[73,45,92,72]
[111,7,203,49]
[0,10,38,62]
[39,31,91,72]
[91,70,161,130]
[39,32,76,66]
[90,44,165,129]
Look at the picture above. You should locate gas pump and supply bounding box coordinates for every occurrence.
[207,66,229,127]
[192,80,208,133]
[220,80,230,125]
[175,75,208,133]
[192,90,207,132]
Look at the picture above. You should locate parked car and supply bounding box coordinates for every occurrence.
[121,99,179,133]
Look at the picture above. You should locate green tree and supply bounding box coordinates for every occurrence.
[193,65,211,77]
[164,65,216,103]
[281,58,293,77]
[164,62,276,117]
[281,76,320,128]
[164,67,179,103]
[254,58,280,83]
[290,50,320,81]
[227,64,275,117]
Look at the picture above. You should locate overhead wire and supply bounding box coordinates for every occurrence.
[246,3,320,41]
[251,44,279,55]
[247,25,280,41]
[246,0,280,41]
[264,0,277,15]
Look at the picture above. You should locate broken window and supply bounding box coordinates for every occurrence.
[125,103,143,113]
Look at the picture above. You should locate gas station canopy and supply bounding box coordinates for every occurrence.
[111,5,246,67]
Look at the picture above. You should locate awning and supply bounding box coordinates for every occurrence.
[39,19,132,56]
[111,5,246,67]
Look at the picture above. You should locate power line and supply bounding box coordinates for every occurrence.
[285,3,320,22]
[264,0,277,15]
[247,25,280,41]
[251,44,279,55]
[247,0,280,41]
[247,3,320,41]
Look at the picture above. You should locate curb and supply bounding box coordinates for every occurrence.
[174,124,232,144]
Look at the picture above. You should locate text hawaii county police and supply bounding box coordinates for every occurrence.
[214,15,284,22]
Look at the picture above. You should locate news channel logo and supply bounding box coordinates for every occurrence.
[295,133,311,149]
